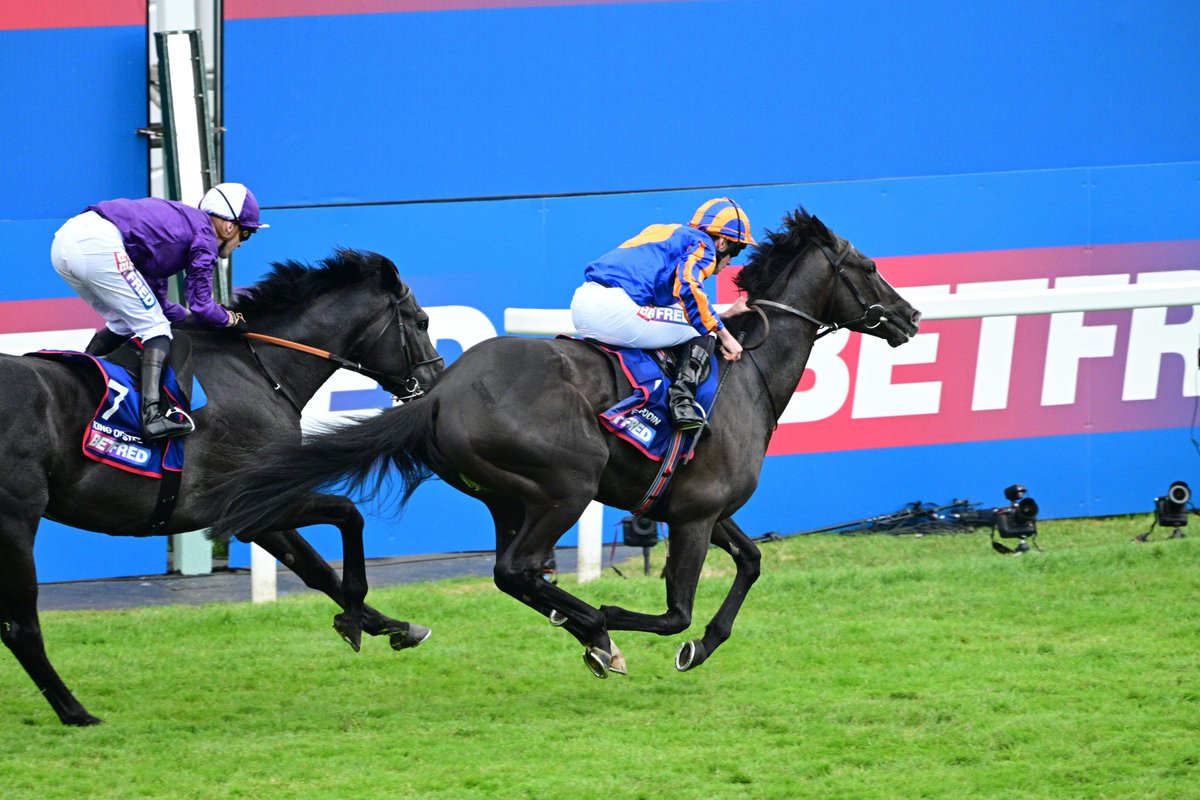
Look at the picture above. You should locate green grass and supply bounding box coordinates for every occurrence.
[1,515,1196,799]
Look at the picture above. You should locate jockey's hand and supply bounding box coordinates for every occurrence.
[718,327,743,361]
[720,296,752,319]
[225,309,250,333]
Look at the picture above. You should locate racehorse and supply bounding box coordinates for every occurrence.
[211,209,921,679]
[0,249,442,726]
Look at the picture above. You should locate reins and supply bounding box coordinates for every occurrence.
[747,239,888,341]
[634,233,893,514]
[242,332,414,390]
[238,287,442,410]
[724,237,889,425]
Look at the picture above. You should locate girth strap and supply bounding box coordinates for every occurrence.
[147,468,182,535]
[631,430,687,516]
[630,330,744,515]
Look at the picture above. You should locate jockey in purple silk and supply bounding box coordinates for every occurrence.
[51,182,268,442]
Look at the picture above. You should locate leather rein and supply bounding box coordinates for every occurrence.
[239,286,441,415]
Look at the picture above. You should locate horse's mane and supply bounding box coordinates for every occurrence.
[232,248,402,316]
[733,208,835,299]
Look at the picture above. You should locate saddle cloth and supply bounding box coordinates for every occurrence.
[27,350,206,479]
[586,342,718,461]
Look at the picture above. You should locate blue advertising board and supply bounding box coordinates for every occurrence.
[3,0,1199,580]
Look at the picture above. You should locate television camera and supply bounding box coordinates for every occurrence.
[948,484,1039,554]
[1133,480,1191,542]
[621,515,659,576]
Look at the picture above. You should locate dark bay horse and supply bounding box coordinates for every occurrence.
[0,249,442,725]
[212,210,921,678]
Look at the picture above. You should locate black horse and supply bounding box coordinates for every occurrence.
[0,249,442,726]
[212,210,921,678]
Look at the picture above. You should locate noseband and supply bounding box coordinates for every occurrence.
[749,237,887,342]
[365,284,444,401]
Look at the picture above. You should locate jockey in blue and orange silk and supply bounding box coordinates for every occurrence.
[571,197,756,430]
[51,182,268,442]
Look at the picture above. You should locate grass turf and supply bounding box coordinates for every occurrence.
[0,514,1196,799]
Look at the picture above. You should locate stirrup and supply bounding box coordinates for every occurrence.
[670,400,707,431]
[142,406,195,442]
[163,406,195,434]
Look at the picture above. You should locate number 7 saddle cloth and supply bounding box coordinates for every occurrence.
[26,350,204,479]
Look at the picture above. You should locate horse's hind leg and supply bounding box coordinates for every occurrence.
[674,517,761,671]
[257,493,370,651]
[0,516,101,725]
[240,529,430,650]
[492,501,619,677]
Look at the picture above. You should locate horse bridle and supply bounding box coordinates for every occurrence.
[242,283,443,414]
[748,237,888,342]
[733,237,888,425]
[360,284,444,399]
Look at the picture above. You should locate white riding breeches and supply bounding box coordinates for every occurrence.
[570,281,700,349]
[51,211,172,341]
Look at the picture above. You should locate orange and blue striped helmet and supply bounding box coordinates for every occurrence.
[688,197,756,245]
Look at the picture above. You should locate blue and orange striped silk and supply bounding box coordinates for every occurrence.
[583,223,722,335]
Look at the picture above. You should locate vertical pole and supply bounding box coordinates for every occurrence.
[251,542,277,603]
[157,28,216,575]
[577,501,603,583]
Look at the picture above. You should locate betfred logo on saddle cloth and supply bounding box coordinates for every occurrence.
[590,343,718,461]
[28,351,200,478]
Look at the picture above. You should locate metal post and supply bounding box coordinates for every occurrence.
[156,27,216,575]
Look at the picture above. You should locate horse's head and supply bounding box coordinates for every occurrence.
[348,250,445,400]
[233,249,444,400]
[735,209,921,347]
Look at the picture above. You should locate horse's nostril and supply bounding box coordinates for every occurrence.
[911,310,922,325]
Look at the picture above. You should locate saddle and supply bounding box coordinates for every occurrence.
[571,338,718,462]
[26,335,207,534]
[106,330,198,410]
[27,348,198,476]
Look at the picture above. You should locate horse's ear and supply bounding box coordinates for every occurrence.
[378,253,402,292]
[809,215,833,242]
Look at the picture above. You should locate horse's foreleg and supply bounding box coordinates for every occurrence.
[600,518,712,643]
[601,518,758,670]
[0,519,101,725]
[674,517,760,671]
[239,529,430,651]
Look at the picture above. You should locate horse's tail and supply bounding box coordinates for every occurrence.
[209,399,439,540]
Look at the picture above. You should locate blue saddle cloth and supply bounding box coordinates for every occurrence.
[29,350,206,478]
[589,343,718,462]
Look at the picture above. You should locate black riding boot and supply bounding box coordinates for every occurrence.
[83,327,130,357]
[140,335,194,442]
[667,335,716,431]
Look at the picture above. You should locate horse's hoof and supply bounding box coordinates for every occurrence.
[333,614,363,652]
[675,639,706,672]
[549,610,568,627]
[390,624,431,651]
[609,642,628,676]
[64,712,103,727]
[584,646,611,679]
